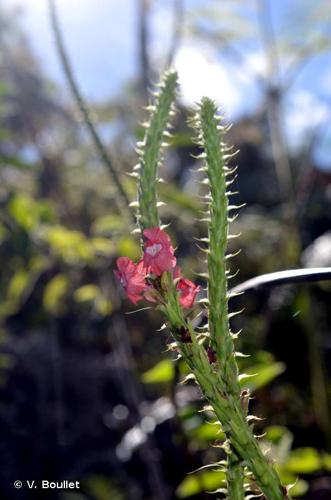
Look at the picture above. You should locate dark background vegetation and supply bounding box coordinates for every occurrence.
[0,0,330,499]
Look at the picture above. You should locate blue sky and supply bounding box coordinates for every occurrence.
[3,0,331,168]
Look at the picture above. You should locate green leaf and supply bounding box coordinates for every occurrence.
[92,215,127,235]
[275,464,308,498]
[289,479,309,497]
[74,285,112,316]
[91,237,115,256]
[265,426,294,463]
[276,465,309,496]
[43,274,70,316]
[9,194,38,231]
[0,257,49,317]
[7,269,30,305]
[322,452,331,472]
[44,225,94,264]
[239,361,286,392]
[94,296,112,316]
[285,448,322,474]
[190,421,225,442]
[142,359,175,384]
[265,425,290,444]
[176,470,226,498]
[275,464,297,485]
[116,236,141,261]
[8,194,54,231]
[74,285,99,302]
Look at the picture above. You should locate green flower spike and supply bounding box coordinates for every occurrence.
[134,70,178,232]
[191,98,287,500]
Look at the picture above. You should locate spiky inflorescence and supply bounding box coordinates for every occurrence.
[134,70,178,232]
[192,97,241,394]
[133,76,287,499]
[192,98,244,499]
[191,98,286,500]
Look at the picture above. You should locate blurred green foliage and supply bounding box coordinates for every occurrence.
[0,1,330,498]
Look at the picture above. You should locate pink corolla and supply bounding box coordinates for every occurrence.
[143,227,176,276]
[114,229,200,309]
[177,277,200,309]
[174,267,200,309]
[114,257,147,304]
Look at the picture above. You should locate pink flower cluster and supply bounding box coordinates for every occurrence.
[114,227,200,309]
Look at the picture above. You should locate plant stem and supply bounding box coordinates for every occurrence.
[160,281,285,499]
[48,0,133,221]
[162,298,285,499]
[135,76,287,499]
[192,98,245,495]
[209,391,285,500]
[227,450,245,500]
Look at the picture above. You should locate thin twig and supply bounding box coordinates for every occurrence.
[138,0,151,100]
[166,0,185,69]
[231,267,331,293]
[256,0,295,206]
[48,0,134,220]
[193,266,331,330]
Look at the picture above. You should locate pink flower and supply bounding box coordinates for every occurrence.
[114,257,147,304]
[177,277,200,309]
[143,227,176,276]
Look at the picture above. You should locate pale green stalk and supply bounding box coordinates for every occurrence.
[191,98,286,499]
[192,98,244,497]
[227,451,245,500]
[160,285,285,499]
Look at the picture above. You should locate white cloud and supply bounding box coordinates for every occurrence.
[285,90,329,151]
[244,51,268,79]
[174,44,245,117]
